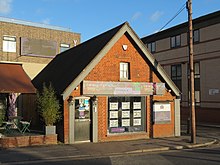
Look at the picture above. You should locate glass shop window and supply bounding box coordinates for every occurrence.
[108,97,145,134]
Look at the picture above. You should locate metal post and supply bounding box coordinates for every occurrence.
[187,0,196,144]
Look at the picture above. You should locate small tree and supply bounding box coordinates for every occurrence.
[37,83,61,126]
[0,102,6,126]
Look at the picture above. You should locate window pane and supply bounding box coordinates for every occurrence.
[147,43,151,52]
[171,66,176,77]
[194,62,200,75]
[176,35,181,46]
[193,30,199,42]
[151,42,156,52]
[171,37,175,48]
[120,62,129,79]
[177,65,182,76]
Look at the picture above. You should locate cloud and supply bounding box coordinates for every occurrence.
[131,12,142,22]
[41,18,51,24]
[150,11,164,22]
[0,0,12,14]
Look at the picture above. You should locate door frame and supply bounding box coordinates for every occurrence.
[68,96,98,143]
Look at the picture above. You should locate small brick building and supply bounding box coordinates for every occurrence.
[33,22,181,143]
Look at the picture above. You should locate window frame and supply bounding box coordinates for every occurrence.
[147,41,156,53]
[2,35,16,53]
[193,29,200,43]
[120,62,130,80]
[170,34,181,48]
[60,43,70,53]
[171,64,182,91]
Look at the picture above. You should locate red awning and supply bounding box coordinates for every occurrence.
[0,63,36,93]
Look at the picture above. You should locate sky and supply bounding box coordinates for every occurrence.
[0,0,220,42]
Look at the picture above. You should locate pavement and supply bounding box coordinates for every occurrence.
[0,125,219,164]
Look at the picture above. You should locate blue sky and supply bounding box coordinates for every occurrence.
[0,0,220,42]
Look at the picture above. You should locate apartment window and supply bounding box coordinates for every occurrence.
[170,35,181,48]
[193,29,200,43]
[188,62,200,106]
[171,64,182,91]
[147,42,156,53]
[60,43,70,53]
[3,36,16,52]
[120,62,130,80]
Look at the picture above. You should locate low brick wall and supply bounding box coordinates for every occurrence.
[0,134,57,148]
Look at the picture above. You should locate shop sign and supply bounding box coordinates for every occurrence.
[153,102,171,124]
[83,81,165,96]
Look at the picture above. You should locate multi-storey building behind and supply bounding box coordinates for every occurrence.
[0,17,81,125]
[142,10,220,124]
[0,17,81,79]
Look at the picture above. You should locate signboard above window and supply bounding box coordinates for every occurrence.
[20,37,57,58]
[83,81,165,96]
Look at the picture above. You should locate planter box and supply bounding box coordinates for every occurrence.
[0,134,57,148]
[45,125,56,135]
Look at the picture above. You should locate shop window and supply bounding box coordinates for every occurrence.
[193,29,200,43]
[120,62,130,80]
[171,64,182,91]
[147,42,156,53]
[3,36,16,52]
[108,97,145,134]
[60,43,70,53]
[170,35,181,48]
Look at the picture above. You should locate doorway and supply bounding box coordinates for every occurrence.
[74,97,91,142]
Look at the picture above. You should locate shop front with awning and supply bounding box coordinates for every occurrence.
[0,63,36,123]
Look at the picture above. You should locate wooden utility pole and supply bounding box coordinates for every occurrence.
[187,0,196,144]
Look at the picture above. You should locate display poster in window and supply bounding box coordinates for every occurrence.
[110,111,118,119]
[84,99,90,110]
[122,111,130,118]
[110,120,118,127]
[122,102,130,110]
[153,102,171,123]
[133,102,141,109]
[133,110,142,118]
[122,119,130,127]
[110,102,118,110]
[133,119,141,126]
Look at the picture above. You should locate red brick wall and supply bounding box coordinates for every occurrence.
[0,134,57,148]
[63,34,176,142]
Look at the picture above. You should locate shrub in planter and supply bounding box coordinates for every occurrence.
[37,83,61,134]
[0,101,6,127]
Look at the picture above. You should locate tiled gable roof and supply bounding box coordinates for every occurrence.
[32,23,125,95]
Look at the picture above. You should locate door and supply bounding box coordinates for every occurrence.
[74,97,91,142]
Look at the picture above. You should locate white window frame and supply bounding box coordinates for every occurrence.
[60,43,70,53]
[3,36,16,52]
[120,62,130,80]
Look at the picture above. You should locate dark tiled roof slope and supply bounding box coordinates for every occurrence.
[32,23,125,95]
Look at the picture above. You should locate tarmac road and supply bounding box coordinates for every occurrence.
[0,124,219,165]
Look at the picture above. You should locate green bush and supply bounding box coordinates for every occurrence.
[0,102,6,127]
[37,83,61,126]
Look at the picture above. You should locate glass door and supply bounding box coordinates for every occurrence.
[74,97,91,142]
